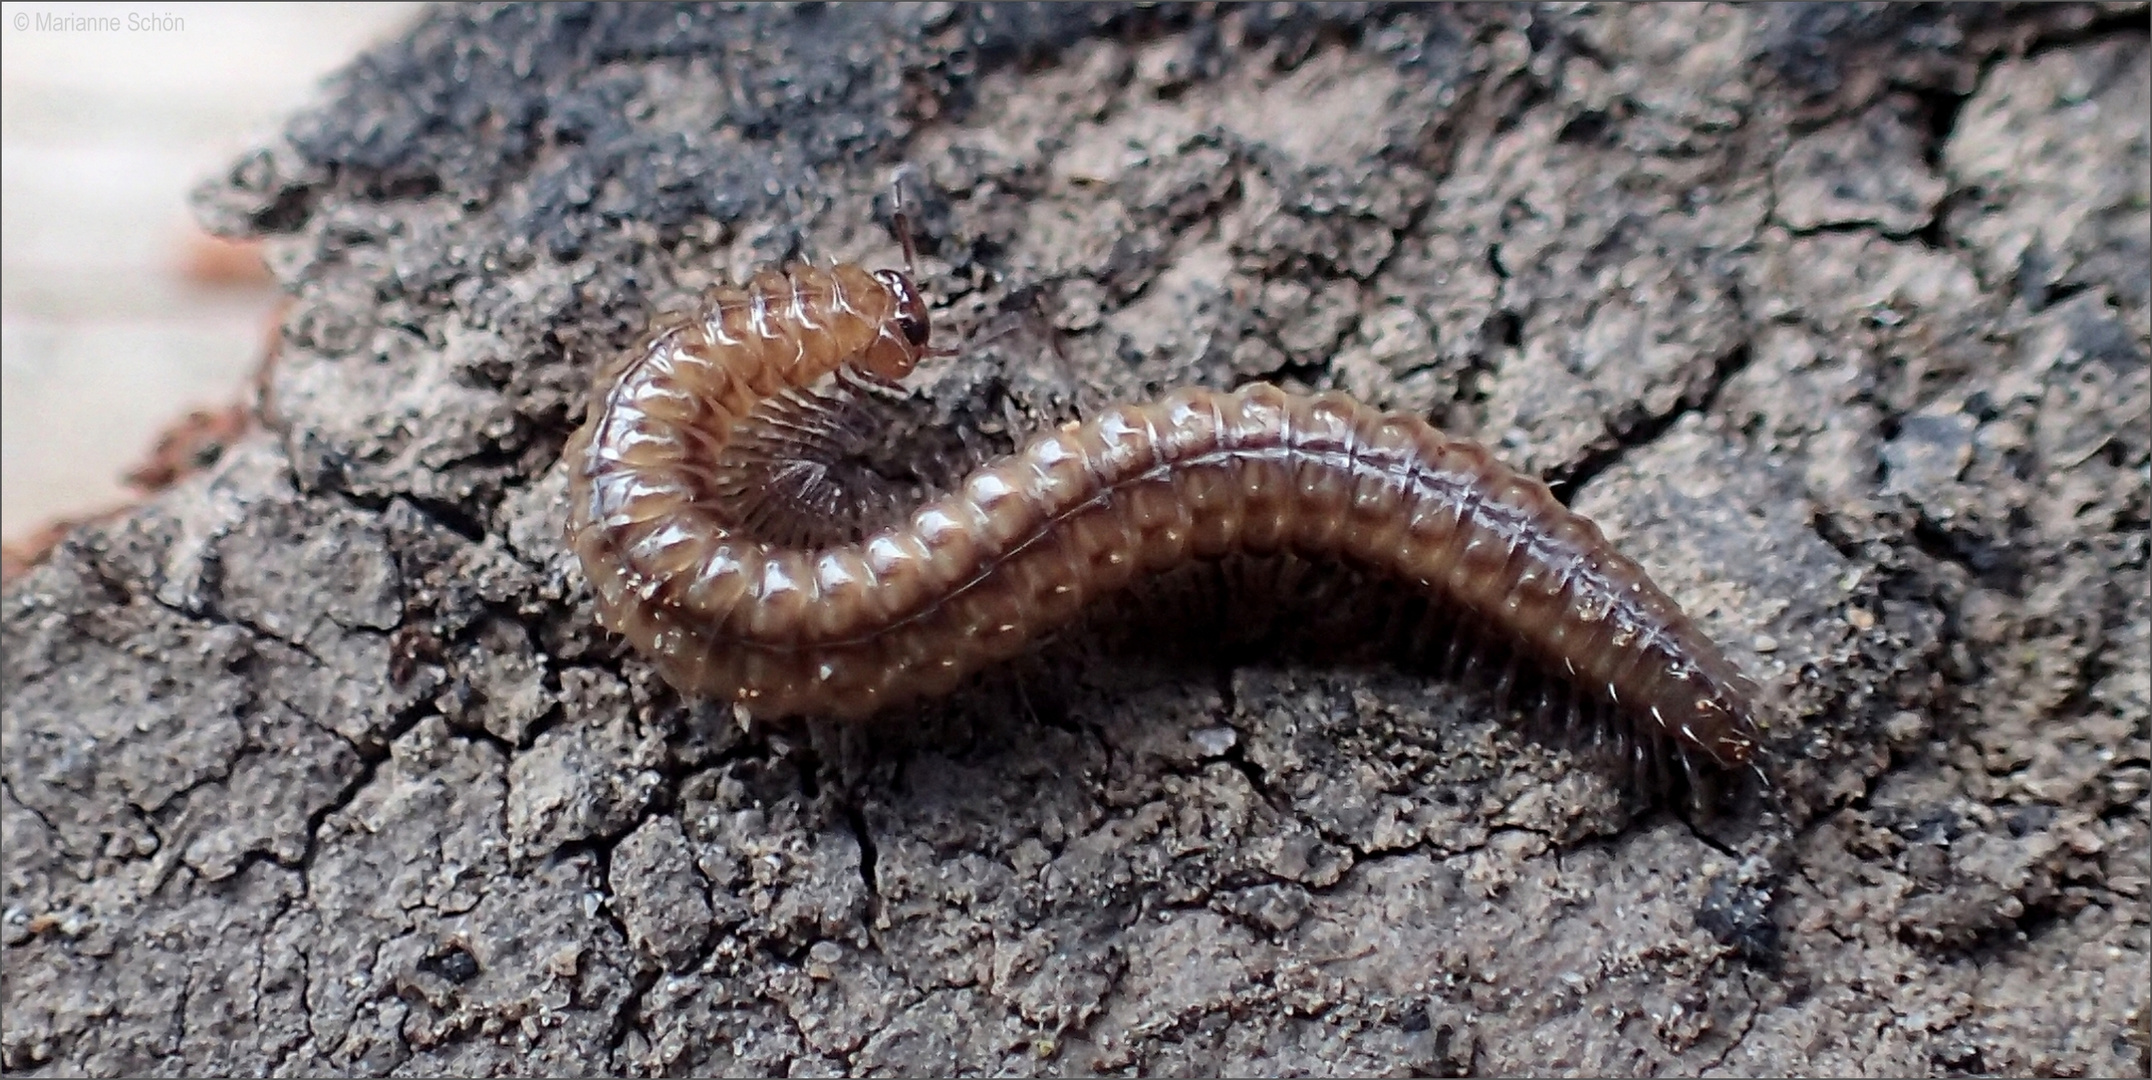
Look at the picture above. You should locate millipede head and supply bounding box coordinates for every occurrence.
[873,268,932,351]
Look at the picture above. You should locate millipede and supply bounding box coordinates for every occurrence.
[561,213,1769,798]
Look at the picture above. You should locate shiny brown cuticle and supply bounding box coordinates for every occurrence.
[561,259,1765,790]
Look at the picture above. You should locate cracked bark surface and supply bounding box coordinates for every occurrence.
[4,4,2148,1076]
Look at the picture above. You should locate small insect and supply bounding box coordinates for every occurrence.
[388,624,444,687]
[561,199,1767,797]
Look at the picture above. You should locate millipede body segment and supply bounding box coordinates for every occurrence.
[563,261,1763,779]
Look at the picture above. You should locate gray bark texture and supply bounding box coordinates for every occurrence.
[5,3,2149,1075]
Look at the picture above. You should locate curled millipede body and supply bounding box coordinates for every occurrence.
[563,261,1765,788]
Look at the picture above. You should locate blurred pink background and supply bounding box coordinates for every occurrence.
[2,3,420,547]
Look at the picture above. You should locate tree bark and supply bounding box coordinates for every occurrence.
[5,4,2147,1075]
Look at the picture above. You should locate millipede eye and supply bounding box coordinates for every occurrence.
[898,311,930,348]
